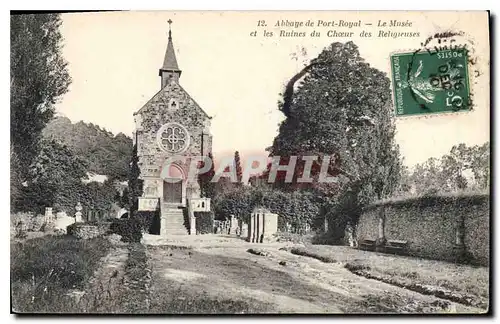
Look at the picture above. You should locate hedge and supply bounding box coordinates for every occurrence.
[213,187,322,232]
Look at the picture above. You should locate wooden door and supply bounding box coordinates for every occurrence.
[163,180,182,204]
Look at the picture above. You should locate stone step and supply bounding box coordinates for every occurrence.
[165,231,189,235]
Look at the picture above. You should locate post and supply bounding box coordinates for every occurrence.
[75,202,83,223]
[376,206,386,251]
[200,132,205,197]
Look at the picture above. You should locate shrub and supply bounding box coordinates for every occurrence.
[40,221,56,233]
[195,211,214,234]
[29,215,45,232]
[213,187,322,233]
[134,210,157,233]
[109,218,143,243]
[10,212,47,234]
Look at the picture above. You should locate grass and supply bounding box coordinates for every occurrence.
[247,248,272,257]
[118,243,151,313]
[287,245,489,309]
[11,235,112,313]
[289,247,337,263]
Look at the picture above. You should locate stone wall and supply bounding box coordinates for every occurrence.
[463,201,490,265]
[356,194,489,266]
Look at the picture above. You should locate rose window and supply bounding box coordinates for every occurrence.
[156,122,190,153]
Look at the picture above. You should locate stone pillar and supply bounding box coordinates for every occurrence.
[229,215,238,235]
[248,213,255,242]
[75,202,83,223]
[44,207,54,224]
[257,212,264,243]
[160,214,168,236]
[262,213,278,242]
[190,214,196,235]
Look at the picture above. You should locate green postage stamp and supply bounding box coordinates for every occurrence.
[390,48,471,117]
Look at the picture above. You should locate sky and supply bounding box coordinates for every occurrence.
[56,11,490,167]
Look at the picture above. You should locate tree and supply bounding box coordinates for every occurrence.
[117,187,130,209]
[198,152,216,199]
[407,142,490,194]
[10,146,22,210]
[42,117,133,180]
[128,144,143,215]
[269,41,402,238]
[16,139,87,213]
[11,14,71,177]
[470,142,490,189]
[81,180,117,213]
[234,151,243,185]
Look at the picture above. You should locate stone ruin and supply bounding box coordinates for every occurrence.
[246,207,278,243]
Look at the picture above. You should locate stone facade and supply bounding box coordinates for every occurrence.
[133,24,212,210]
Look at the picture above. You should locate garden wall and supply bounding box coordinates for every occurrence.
[356,194,489,266]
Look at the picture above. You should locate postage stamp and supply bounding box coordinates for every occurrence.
[390,48,471,117]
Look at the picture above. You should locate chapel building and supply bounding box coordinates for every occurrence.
[133,21,213,236]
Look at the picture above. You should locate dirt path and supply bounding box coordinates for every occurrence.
[79,245,129,313]
[143,235,484,314]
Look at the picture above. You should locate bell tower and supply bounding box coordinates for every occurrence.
[159,19,182,88]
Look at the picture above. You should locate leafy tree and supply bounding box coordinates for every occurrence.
[198,152,216,199]
[234,151,243,185]
[16,139,87,213]
[128,144,143,215]
[10,146,22,210]
[470,142,490,189]
[404,142,490,195]
[80,180,118,215]
[269,41,402,237]
[11,14,71,177]
[117,187,130,208]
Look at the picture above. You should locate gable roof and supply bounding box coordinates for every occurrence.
[133,81,211,119]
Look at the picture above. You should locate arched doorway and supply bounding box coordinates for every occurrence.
[162,164,185,205]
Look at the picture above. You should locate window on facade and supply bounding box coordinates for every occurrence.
[145,186,157,196]
[169,99,178,109]
[157,122,190,153]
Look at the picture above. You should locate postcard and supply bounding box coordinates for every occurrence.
[10,11,490,314]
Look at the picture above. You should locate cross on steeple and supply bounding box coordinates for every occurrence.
[167,19,173,39]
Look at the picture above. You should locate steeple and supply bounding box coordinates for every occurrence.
[159,19,182,88]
